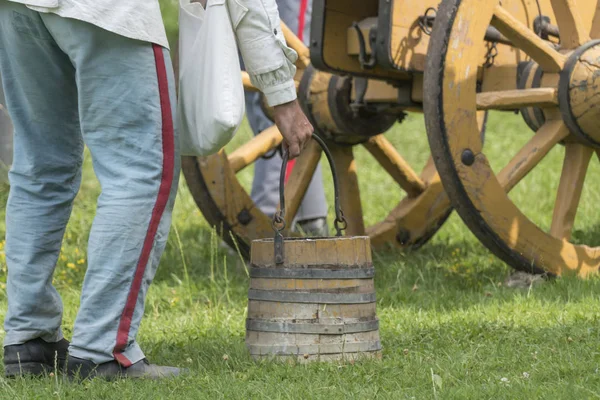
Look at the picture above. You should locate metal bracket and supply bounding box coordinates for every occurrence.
[350,78,369,117]
[352,22,377,70]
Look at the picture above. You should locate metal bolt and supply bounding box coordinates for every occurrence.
[461,149,475,166]
[237,208,253,225]
[396,229,410,245]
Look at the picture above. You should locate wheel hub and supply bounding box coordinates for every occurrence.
[298,66,398,145]
[559,39,600,147]
[517,61,546,132]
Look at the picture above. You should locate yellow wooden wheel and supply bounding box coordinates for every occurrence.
[182,24,453,258]
[425,0,600,276]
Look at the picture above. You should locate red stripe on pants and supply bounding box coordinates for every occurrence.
[113,44,175,367]
[297,0,308,41]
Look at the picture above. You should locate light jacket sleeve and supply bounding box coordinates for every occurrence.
[228,0,298,107]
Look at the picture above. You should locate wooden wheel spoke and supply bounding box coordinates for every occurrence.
[497,120,569,192]
[550,143,593,240]
[330,145,366,236]
[283,140,322,227]
[591,3,600,38]
[228,125,283,173]
[242,72,259,92]
[362,135,426,197]
[491,5,566,72]
[281,22,310,69]
[550,0,590,48]
[476,88,558,110]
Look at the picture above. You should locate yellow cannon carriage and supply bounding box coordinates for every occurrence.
[180,0,600,277]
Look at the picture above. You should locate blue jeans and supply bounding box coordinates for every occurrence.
[0,2,180,366]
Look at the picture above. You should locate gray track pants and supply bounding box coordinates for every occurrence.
[245,0,328,220]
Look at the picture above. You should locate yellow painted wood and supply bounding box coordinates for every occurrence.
[386,0,561,74]
[411,74,424,103]
[591,3,600,37]
[282,140,323,228]
[475,88,558,110]
[480,65,520,93]
[330,144,366,236]
[491,5,566,73]
[351,79,399,103]
[346,17,377,56]
[301,70,341,135]
[567,45,600,143]
[550,0,590,49]
[191,152,274,240]
[497,120,569,193]
[435,0,600,276]
[367,165,450,248]
[241,71,259,92]
[281,21,310,69]
[362,135,426,197]
[228,125,283,173]
[319,0,410,80]
[550,143,593,240]
[388,0,438,72]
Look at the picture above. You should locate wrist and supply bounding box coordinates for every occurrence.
[274,99,297,109]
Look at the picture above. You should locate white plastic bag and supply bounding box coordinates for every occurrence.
[178,0,245,156]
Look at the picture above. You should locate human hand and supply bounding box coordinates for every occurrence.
[272,99,313,159]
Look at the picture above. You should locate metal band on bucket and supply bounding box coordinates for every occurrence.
[248,289,376,304]
[246,319,379,334]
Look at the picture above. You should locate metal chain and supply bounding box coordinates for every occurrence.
[418,7,437,36]
[484,42,498,68]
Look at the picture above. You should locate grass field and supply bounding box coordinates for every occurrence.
[1,109,600,399]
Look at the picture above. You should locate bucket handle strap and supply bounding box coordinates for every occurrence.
[272,133,348,264]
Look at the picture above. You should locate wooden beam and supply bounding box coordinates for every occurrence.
[228,125,283,173]
[550,0,590,49]
[476,88,558,110]
[362,135,426,197]
[492,5,566,73]
[550,143,593,240]
[283,141,323,227]
[497,120,569,192]
[281,22,310,69]
[242,71,259,92]
[330,144,366,236]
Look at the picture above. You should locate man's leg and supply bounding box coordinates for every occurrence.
[0,71,12,183]
[40,15,180,366]
[247,0,328,228]
[0,2,82,348]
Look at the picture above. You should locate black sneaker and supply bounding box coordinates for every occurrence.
[4,338,70,378]
[66,356,183,381]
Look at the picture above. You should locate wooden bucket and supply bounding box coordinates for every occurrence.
[246,135,381,362]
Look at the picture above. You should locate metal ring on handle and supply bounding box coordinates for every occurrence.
[274,133,348,238]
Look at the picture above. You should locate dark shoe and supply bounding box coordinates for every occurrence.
[293,217,329,237]
[66,356,183,381]
[4,338,70,378]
